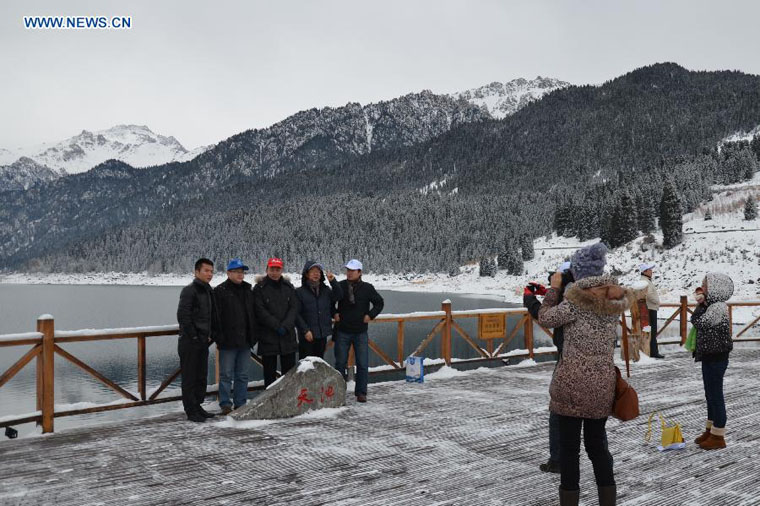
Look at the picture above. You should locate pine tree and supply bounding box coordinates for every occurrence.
[479,256,496,277]
[637,194,656,233]
[660,181,683,249]
[610,192,638,248]
[745,197,757,221]
[520,235,535,261]
[506,245,524,275]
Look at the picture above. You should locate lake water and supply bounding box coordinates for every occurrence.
[0,284,543,437]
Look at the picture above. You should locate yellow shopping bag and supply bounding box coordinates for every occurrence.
[645,412,685,450]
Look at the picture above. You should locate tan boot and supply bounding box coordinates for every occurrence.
[559,487,579,506]
[694,420,713,444]
[699,426,726,450]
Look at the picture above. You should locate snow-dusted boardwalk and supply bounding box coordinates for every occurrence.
[2,350,760,506]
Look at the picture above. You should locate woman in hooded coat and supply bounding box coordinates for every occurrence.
[538,243,634,506]
[295,260,343,360]
[691,272,734,450]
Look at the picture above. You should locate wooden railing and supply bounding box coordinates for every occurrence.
[2,298,758,433]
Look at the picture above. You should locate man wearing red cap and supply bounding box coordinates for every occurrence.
[253,257,300,387]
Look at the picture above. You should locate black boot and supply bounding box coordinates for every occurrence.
[539,459,561,473]
[598,485,616,506]
[559,487,579,506]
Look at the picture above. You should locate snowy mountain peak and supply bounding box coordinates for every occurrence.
[450,76,570,119]
[0,125,212,175]
[0,156,59,191]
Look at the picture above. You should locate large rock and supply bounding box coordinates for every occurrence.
[230,357,346,420]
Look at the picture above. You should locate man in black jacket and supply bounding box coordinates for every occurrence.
[214,258,257,415]
[177,258,220,423]
[253,257,300,387]
[334,259,384,403]
[523,261,573,473]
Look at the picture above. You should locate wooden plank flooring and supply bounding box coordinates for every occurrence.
[1,349,760,505]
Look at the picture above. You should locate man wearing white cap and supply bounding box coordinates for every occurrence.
[640,263,664,358]
[334,259,384,403]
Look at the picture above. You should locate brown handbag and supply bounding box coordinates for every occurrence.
[612,366,639,421]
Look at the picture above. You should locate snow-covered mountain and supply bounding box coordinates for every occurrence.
[450,76,570,119]
[0,157,61,191]
[0,125,211,175]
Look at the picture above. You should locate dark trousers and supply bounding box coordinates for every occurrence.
[178,337,209,416]
[299,337,327,360]
[702,359,729,428]
[649,309,660,356]
[557,414,615,491]
[261,352,297,388]
[549,411,561,463]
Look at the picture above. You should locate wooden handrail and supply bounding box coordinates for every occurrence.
[1,297,759,433]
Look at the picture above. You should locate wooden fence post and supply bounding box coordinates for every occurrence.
[621,313,630,378]
[37,315,55,433]
[524,314,534,360]
[137,334,147,401]
[397,321,405,367]
[680,295,688,345]
[215,344,220,401]
[442,300,452,366]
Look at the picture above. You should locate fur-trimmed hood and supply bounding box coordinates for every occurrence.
[564,275,635,316]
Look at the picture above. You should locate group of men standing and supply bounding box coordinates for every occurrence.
[176,257,384,422]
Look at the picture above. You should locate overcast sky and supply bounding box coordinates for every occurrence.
[2,0,759,149]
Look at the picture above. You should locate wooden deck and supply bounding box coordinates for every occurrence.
[2,349,760,505]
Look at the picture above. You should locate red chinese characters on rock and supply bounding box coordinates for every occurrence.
[296,385,336,407]
[297,388,313,407]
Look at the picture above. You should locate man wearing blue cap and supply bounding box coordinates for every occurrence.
[213,258,257,415]
[334,259,384,403]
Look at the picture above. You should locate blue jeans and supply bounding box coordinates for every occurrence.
[334,331,369,396]
[702,359,728,428]
[218,347,250,409]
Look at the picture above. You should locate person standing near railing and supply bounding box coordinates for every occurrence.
[523,260,574,475]
[295,260,343,360]
[253,258,300,387]
[177,258,221,423]
[538,243,634,506]
[639,263,664,358]
[214,258,258,415]
[691,272,734,450]
[333,259,384,403]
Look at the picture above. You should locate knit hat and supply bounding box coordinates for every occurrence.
[570,243,608,281]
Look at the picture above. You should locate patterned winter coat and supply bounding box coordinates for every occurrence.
[691,272,734,362]
[538,275,635,419]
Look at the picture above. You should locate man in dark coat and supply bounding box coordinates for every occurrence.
[295,260,343,360]
[523,261,573,474]
[253,257,300,387]
[334,259,384,403]
[177,258,220,422]
[214,258,257,415]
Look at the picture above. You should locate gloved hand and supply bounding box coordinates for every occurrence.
[276,327,287,337]
[524,282,548,296]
